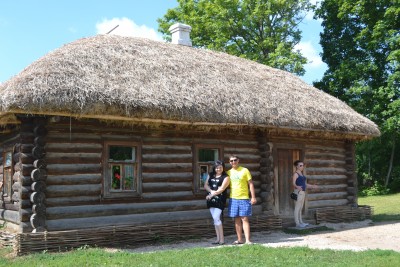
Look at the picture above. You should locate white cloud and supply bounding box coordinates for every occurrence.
[295,41,324,68]
[96,17,162,41]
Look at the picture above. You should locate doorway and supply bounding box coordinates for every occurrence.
[276,149,301,216]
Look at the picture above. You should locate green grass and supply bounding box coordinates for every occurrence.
[359,192,400,222]
[1,194,400,266]
[0,245,399,267]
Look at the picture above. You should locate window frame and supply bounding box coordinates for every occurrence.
[2,149,14,202]
[193,144,223,194]
[103,141,141,199]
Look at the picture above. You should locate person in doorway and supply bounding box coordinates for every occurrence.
[204,160,230,245]
[292,160,318,228]
[227,155,257,245]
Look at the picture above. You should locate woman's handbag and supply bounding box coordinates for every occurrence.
[290,190,298,201]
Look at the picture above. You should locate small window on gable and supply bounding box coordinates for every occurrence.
[3,150,13,200]
[196,147,221,192]
[104,142,141,198]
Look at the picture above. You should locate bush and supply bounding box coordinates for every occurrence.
[360,181,390,196]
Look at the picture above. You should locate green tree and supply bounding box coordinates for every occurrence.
[314,0,400,190]
[158,0,314,75]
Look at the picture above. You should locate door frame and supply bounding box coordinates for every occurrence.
[273,143,305,216]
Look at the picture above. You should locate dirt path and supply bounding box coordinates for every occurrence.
[120,220,400,253]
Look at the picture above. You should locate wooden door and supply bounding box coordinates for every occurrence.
[277,149,300,216]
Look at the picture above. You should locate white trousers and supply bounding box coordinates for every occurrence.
[294,190,306,225]
[209,207,222,225]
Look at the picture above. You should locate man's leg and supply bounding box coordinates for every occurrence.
[242,216,251,243]
[234,217,243,243]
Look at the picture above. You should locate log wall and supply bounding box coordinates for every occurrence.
[42,118,263,231]
[304,141,351,212]
[1,116,361,234]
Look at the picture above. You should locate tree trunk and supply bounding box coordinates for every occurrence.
[385,138,395,187]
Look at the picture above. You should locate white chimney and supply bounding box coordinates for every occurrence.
[169,23,192,47]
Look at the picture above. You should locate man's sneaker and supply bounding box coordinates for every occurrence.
[301,223,309,227]
[296,224,305,228]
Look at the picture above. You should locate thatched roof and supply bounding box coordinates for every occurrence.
[0,34,379,138]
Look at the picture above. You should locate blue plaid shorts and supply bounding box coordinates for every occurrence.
[228,199,252,217]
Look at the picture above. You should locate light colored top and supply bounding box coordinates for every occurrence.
[227,166,252,199]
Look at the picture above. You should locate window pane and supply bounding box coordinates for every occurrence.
[109,146,135,161]
[111,165,121,190]
[198,149,218,162]
[123,165,135,190]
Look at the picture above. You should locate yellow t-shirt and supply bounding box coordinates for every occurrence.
[227,166,252,199]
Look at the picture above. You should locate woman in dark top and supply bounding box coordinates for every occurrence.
[204,160,230,245]
[292,160,317,228]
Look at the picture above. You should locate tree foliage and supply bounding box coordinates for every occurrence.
[158,0,314,75]
[314,0,400,190]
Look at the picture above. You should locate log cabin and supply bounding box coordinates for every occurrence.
[0,23,379,236]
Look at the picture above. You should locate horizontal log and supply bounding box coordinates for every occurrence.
[142,172,193,182]
[14,152,34,164]
[14,163,34,176]
[307,199,348,209]
[4,203,19,211]
[224,147,259,154]
[311,184,348,193]
[143,182,193,192]
[46,196,101,207]
[12,181,21,192]
[34,136,46,147]
[13,172,32,186]
[33,125,48,136]
[306,167,347,174]
[305,160,346,168]
[46,174,102,185]
[46,209,209,231]
[0,209,19,223]
[21,199,31,209]
[30,192,46,205]
[142,145,191,153]
[46,164,101,174]
[31,181,46,192]
[46,142,102,153]
[33,159,47,169]
[142,154,192,163]
[21,208,32,222]
[141,191,194,200]
[30,213,46,228]
[31,169,47,182]
[307,175,347,180]
[307,192,348,201]
[32,146,45,159]
[46,184,101,198]
[12,192,20,202]
[46,152,101,164]
[32,203,46,216]
[17,144,35,153]
[142,163,192,173]
[46,200,205,220]
[19,133,34,143]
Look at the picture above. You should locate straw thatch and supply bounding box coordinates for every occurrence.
[0,35,379,138]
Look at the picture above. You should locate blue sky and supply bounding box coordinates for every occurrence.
[0,0,326,85]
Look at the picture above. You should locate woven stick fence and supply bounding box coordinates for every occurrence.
[315,205,373,224]
[15,214,282,255]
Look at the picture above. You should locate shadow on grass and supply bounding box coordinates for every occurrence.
[372,214,400,222]
[283,226,333,235]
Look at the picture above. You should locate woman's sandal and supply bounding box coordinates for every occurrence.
[211,241,220,245]
[232,240,243,245]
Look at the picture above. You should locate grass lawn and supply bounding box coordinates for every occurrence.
[1,194,400,266]
[358,192,400,221]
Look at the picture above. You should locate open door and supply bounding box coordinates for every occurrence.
[277,149,301,216]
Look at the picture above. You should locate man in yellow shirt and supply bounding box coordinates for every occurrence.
[227,155,257,244]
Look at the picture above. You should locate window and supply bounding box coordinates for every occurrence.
[103,142,140,198]
[195,146,221,192]
[3,150,13,200]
